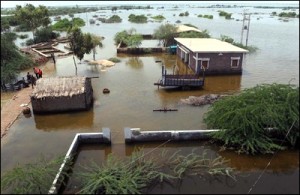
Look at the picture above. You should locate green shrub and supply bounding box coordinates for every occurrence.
[18,34,29,39]
[128,14,147,23]
[108,57,121,63]
[151,15,165,21]
[204,83,299,154]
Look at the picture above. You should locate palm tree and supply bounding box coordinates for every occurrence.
[90,34,103,61]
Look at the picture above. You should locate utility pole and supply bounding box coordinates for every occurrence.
[240,10,251,46]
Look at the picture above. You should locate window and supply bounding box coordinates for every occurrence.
[231,57,240,68]
[200,58,210,70]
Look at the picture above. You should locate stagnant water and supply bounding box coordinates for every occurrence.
[1,2,299,194]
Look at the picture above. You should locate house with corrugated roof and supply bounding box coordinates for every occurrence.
[174,38,248,75]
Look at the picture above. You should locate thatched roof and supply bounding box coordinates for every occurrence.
[31,76,87,99]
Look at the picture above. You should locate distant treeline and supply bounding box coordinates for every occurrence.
[254,6,299,9]
[1,5,154,16]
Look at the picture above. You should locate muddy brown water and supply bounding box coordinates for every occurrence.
[1,3,299,194]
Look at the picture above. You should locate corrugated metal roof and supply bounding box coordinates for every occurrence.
[174,38,249,53]
[176,25,202,33]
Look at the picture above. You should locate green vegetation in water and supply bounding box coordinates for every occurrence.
[114,28,143,48]
[105,15,122,23]
[108,57,121,63]
[198,14,213,19]
[128,14,148,23]
[179,30,211,38]
[218,10,232,19]
[26,27,60,46]
[18,34,29,39]
[52,18,85,31]
[1,155,72,194]
[153,24,178,47]
[1,148,234,194]
[278,12,299,18]
[151,15,166,21]
[179,11,189,17]
[204,83,299,155]
[76,148,235,194]
[220,35,258,53]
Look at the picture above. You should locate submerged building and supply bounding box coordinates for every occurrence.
[31,76,93,114]
[174,38,249,75]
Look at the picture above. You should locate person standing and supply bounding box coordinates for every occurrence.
[26,72,32,83]
[38,68,43,78]
[30,75,36,89]
[51,53,56,64]
[33,67,39,79]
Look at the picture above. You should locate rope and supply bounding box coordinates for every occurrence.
[247,120,296,194]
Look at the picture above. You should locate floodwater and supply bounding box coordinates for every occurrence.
[1,3,299,194]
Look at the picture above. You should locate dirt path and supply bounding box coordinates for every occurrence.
[1,87,33,139]
[1,58,56,140]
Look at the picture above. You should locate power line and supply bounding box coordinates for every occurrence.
[247,120,296,194]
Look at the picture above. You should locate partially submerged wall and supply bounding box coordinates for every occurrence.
[48,128,111,194]
[124,128,221,143]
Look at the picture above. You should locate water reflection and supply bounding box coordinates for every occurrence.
[33,110,94,131]
[125,56,144,69]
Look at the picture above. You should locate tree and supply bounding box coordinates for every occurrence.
[1,33,33,84]
[153,24,177,47]
[68,26,85,73]
[114,28,142,48]
[26,27,60,45]
[15,4,51,43]
[111,6,117,12]
[89,34,103,61]
[179,30,210,38]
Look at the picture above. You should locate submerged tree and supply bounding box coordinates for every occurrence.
[220,34,258,53]
[204,83,299,154]
[153,24,177,47]
[68,26,84,73]
[14,4,51,43]
[89,34,103,61]
[114,28,142,48]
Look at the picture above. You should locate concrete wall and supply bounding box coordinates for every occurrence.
[48,128,111,194]
[124,128,221,143]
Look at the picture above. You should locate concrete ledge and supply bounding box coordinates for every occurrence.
[124,127,220,143]
[48,128,111,194]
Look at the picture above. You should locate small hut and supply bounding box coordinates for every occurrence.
[31,76,93,114]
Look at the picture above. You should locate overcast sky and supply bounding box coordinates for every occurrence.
[1,1,298,8]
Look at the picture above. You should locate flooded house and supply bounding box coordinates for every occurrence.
[174,38,249,75]
[30,76,93,114]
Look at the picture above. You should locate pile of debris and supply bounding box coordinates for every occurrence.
[180,94,228,106]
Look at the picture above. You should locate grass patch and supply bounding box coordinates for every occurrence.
[76,148,235,194]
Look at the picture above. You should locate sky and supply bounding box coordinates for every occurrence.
[1,1,299,8]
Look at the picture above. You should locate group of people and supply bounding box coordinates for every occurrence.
[26,67,43,89]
